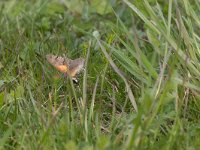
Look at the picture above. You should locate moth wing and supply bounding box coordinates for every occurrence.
[46,54,70,73]
[69,58,85,77]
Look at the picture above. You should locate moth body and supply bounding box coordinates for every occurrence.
[46,54,85,81]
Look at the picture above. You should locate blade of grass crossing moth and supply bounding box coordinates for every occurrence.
[89,76,99,121]
[94,34,138,112]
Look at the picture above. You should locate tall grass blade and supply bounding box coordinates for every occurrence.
[94,34,138,112]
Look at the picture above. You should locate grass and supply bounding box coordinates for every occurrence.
[0,0,200,149]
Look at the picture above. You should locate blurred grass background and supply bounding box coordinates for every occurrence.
[0,0,200,149]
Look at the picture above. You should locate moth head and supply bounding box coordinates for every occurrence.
[46,54,85,83]
[46,54,68,73]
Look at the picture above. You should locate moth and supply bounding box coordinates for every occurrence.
[46,54,85,83]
